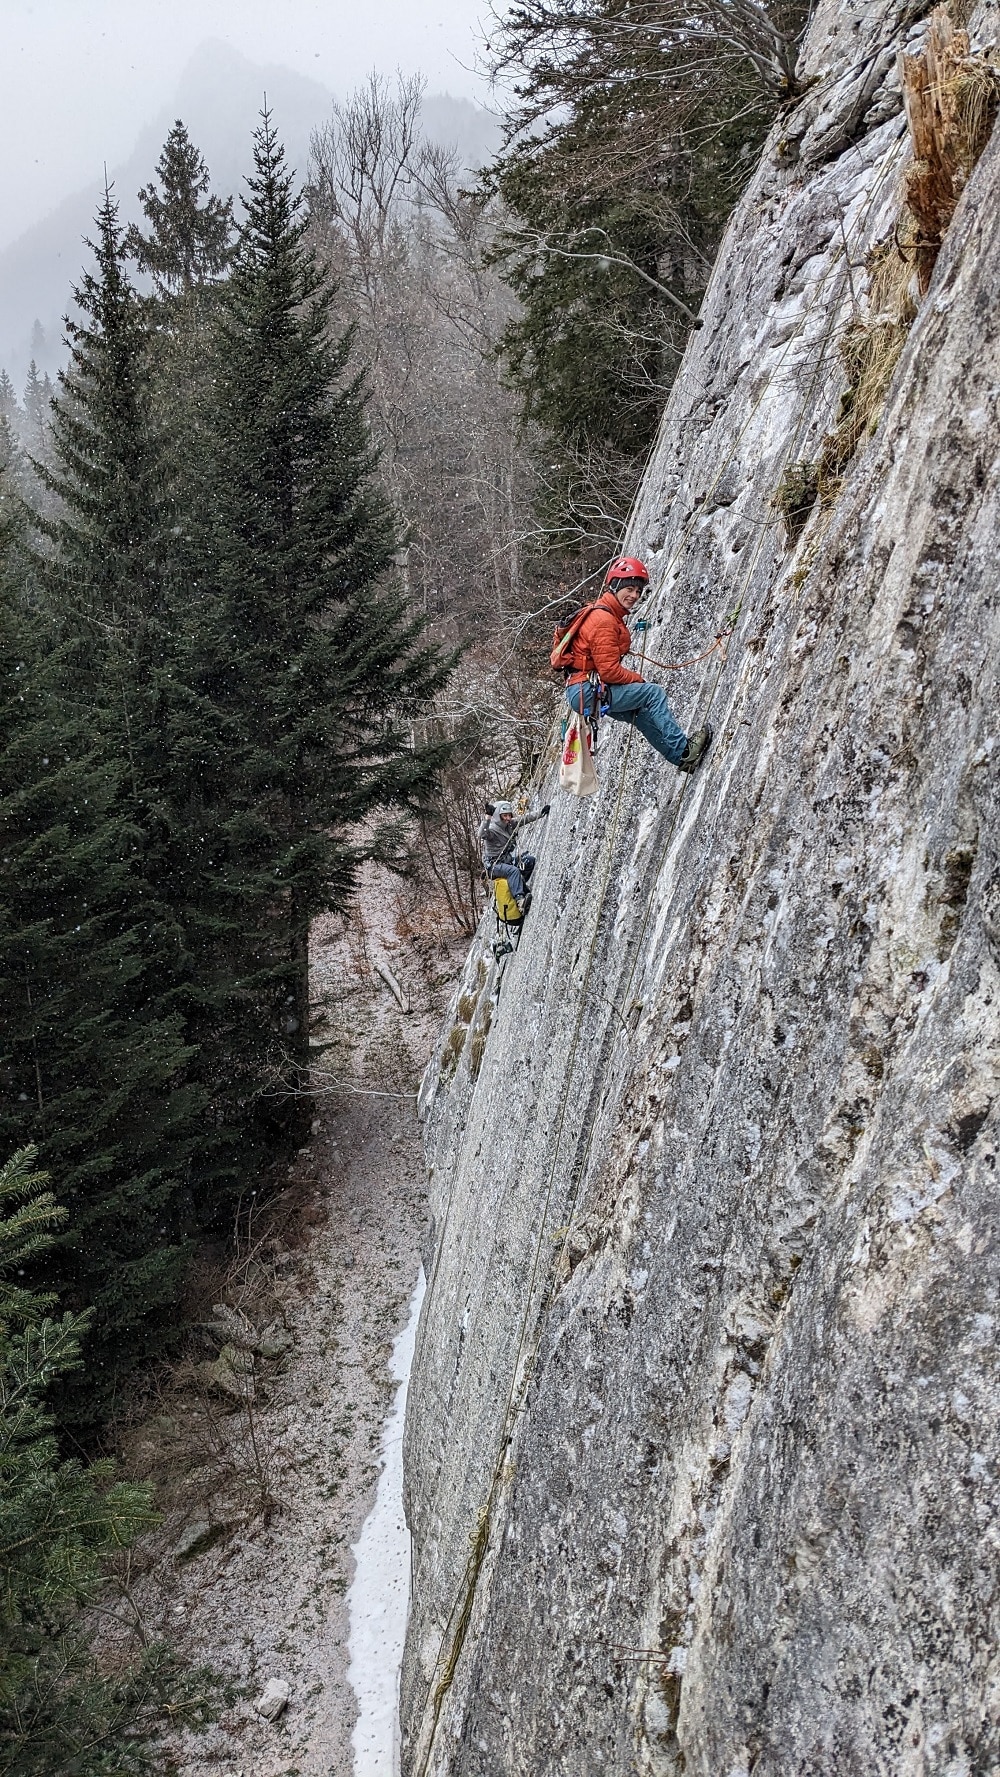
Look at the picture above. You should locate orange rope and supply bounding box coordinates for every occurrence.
[635,628,732,673]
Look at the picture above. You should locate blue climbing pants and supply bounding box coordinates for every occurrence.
[486,854,535,904]
[566,680,687,766]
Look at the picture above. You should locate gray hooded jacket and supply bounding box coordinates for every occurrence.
[477,807,546,871]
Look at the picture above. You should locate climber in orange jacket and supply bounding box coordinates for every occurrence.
[564,557,712,771]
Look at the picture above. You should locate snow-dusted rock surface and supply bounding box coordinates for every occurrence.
[401,2,1000,1772]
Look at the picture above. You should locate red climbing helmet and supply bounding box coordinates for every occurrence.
[605,555,649,587]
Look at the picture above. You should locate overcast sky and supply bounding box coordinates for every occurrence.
[1,0,491,249]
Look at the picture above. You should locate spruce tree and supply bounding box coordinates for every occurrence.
[21,361,54,473]
[200,110,452,1094]
[0,369,17,428]
[4,195,205,1407]
[127,123,233,593]
[0,405,27,514]
[31,186,184,1017]
[0,1148,205,1770]
[37,187,173,636]
[0,593,201,1408]
[128,120,233,298]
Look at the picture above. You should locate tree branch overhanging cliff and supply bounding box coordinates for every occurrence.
[485,0,811,111]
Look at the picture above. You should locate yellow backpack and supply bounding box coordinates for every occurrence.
[492,877,523,924]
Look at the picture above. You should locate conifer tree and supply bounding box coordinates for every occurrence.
[128,120,233,297]
[485,0,808,551]
[4,195,205,1405]
[0,404,27,513]
[0,1148,205,1769]
[0,587,200,1406]
[21,360,54,470]
[127,123,234,573]
[200,110,452,1091]
[22,360,44,426]
[37,187,173,636]
[0,368,17,428]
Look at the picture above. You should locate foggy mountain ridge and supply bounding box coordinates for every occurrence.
[0,37,500,391]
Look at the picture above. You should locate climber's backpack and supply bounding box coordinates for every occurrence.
[549,596,613,678]
[492,876,523,926]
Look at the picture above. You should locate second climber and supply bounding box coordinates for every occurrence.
[563,558,712,772]
[478,799,549,915]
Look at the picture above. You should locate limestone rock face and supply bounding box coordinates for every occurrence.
[401,3,1000,1772]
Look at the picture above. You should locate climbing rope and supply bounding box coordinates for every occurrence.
[412,122,910,1775]
[636,628,733,674]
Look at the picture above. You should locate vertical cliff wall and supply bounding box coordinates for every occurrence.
[402,3,1000,1772]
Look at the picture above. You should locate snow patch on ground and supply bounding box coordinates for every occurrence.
[348,1267,426,1776]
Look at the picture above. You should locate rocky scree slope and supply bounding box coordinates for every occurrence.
[402,2,1000,1772]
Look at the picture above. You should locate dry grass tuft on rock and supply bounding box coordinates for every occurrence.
[818,241,917,491]
[808,5,999,505]
[902,6,1000,294]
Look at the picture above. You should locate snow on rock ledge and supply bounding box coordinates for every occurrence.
[402,2,1000,1772]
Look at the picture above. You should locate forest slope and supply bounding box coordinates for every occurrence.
[401,1,1000,1771]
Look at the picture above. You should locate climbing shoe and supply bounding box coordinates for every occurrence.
[520,889,533,915]
[677,724,713,774]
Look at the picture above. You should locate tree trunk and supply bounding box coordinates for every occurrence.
[289,886,311,1094]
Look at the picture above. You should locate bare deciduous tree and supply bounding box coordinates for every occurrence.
[308,80,566,933]
[486,0,809,108]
